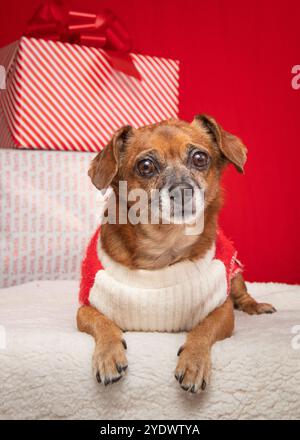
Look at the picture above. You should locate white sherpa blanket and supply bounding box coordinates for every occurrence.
[0,281,300,420]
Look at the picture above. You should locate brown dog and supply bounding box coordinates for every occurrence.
[77,115,276,393]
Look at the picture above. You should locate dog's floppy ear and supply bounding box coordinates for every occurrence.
[88,125,133,189]
[193,114,247,173]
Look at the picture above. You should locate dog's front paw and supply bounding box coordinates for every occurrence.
[175,342,211,394]
[93,337,128,386]
[237,300,276,315]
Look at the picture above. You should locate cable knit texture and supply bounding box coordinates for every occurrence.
[79,228,242,332]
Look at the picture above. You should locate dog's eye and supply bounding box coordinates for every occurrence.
[191,151,209,169]
[137,159,156,177]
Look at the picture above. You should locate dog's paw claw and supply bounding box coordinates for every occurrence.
[116,363,128,374]
[177,346,184,356]
[112,375,122,384]
[190,385,196,394]
[265,306,277,314]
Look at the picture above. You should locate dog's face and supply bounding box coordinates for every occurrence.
[89,115,247,224]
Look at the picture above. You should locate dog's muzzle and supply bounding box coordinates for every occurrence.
[168,182,195,206]
[159,180,204,224]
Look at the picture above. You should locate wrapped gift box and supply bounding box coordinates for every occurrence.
[0,37,179,152]
[0,148,98,287]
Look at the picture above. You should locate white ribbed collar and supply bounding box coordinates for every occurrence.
[97,239,216,289]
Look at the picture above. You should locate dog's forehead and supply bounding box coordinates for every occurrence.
[130,121,212,157]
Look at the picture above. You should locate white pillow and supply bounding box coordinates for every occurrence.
[0,149,98,287]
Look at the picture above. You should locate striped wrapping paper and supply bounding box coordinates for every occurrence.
[0,37,179,152]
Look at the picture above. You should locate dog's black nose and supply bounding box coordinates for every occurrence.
[168,183,194,202]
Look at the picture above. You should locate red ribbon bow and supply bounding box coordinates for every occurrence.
[25,0,140,78]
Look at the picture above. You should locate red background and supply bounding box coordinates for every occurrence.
[1,0,299,283]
